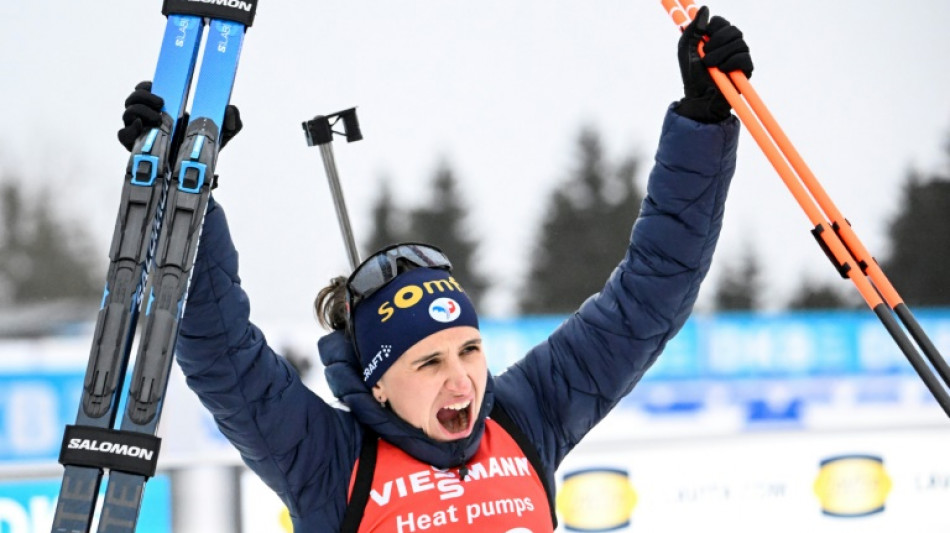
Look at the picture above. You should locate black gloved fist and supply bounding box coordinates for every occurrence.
[118,81,164,151]
[219,104,243,148]
[117,81,244,152]
[675,6,754,124]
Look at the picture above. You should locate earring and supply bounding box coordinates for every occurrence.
[376,396,386,407]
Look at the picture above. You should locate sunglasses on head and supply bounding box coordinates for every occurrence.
[345,242,453,315]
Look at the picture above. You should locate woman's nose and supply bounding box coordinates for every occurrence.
[443,356,470,392]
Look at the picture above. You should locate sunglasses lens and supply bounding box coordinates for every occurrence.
[346,244,451,304]
[348,254,393,299]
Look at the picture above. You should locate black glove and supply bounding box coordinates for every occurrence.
[117,81,243,151]
[118,81,164,151]
[675,6,754,123]
[219,104,243,148]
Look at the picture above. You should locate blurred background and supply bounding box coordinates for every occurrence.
[2,1,950,531]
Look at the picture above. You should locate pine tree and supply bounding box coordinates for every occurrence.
[407,161,489,309]
[875,125,950,307]
[0,178,101,307]
[713,243,763,311]
[786,276,854,310]
[519,127,642,314]
[362,177,407,257]
[880,172,950,306]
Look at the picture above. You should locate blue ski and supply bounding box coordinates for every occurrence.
[51,15,204,533]
[97,19,247,531]
[52,1,257,531]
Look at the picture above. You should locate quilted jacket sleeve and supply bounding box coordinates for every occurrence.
[494,106,740,472]
[175,198,359,526]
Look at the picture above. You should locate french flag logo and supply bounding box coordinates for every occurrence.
[429,297,461,323]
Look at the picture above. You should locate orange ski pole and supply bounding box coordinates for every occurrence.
[661,0,950,416]
[727,71,950,388]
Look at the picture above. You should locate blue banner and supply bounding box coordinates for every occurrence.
[0,373,82,464]
[0,476,171,533]
[478,309,950,426]
[3,309,948,462]
[480,309,950,379]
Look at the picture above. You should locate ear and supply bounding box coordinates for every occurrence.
[372,382,386,404]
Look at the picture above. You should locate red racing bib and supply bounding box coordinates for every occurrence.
[352,418,553,533]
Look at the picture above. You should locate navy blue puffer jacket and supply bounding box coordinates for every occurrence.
[176,105,740,531]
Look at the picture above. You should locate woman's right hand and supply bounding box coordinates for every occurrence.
[116,80,243,152]
[117,81,164,152]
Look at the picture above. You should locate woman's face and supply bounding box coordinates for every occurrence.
[373,326,487,442]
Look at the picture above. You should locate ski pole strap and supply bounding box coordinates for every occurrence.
[58,425,162,478]
[162,0,258,27]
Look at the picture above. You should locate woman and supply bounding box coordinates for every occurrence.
[122,7,753,531]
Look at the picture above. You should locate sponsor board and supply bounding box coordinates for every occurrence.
[555,427,950,532]
[813,455,892,517]
[557,468,637,531]
[238,427,950,532]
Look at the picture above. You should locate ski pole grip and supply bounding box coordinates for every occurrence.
[661,0,698,29]
[339,109,363,143]
[303,116,334,146]
[302,108,363,146]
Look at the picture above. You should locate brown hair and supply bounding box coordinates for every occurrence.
[314,257,431,332]
[314,276,348,331]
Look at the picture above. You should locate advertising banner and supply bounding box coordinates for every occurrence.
[0,476,171,533]
[556,428,950,532]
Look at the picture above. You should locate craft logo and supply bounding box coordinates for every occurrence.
[813,454,892,517]
[363,345,393,381]
[429,298,461,323]
[557,468,637,531]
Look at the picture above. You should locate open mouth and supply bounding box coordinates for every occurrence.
[436,400,472,436]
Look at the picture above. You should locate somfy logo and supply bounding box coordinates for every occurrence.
[186,0,254,11]
[377,277,466,323]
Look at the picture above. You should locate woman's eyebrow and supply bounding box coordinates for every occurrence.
[410,338,482,365]
[410,351,441,366]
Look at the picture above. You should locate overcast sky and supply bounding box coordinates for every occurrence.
[2,1,949,331]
